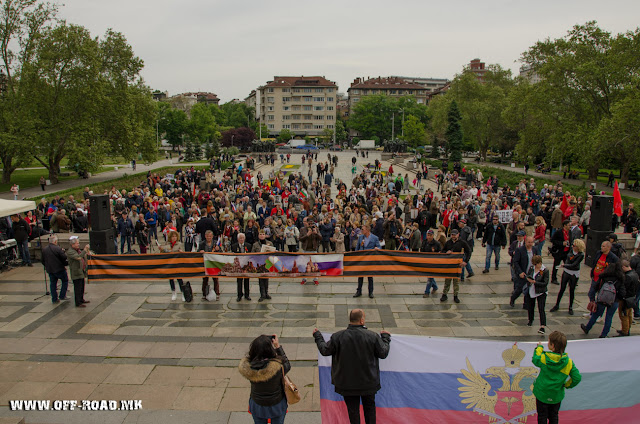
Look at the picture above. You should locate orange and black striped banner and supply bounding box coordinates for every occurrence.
[88,250,463,281]
[343,250,463,278]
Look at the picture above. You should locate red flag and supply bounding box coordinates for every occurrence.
[613,181,623,217]
[274,177,281,190]
[560,194,572,219]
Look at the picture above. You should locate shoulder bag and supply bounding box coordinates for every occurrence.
[282,366,300,405]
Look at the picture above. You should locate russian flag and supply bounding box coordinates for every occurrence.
[318,335,640,424]
[312,253,343,276]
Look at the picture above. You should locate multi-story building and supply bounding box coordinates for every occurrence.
[519,64,542,84]
[336,92,349,120]
[468,58,487,82]
[244,90,260,119]
[169,92,220,114]
[390,76,449,93]
[347,77,430,113]
[258,76,338,137]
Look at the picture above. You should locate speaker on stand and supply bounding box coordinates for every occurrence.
[585,229,611,267]
[89,194,112,231]
[90,230,116,254]
[590,195,613,231]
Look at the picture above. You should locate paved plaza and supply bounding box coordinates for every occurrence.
[0,151,621,423]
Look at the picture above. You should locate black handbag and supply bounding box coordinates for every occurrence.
[624,296,636,309]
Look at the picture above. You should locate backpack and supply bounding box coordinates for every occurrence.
[597,280,617,306]
[183,281,193,303]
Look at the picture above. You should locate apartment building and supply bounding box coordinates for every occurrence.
[258,76,338,137]
[347,77,430,113]
[390,76,449,93]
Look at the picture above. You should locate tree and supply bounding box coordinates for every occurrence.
[335,119,347,142]
[221,127,256,150]
[521,21,640,178]
[277,128,293,143]
[158,102,187,150]
[446,101,463,162]
[348,94,428,141]
[402,115,427,148]
[322,127,334,144]
[0,0,58,183]
[184,138,195,162]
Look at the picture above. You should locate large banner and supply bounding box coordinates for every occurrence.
[318,335,640,424]
[204,252,343,277]
[88,251,463,281]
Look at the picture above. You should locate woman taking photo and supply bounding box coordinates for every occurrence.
[550,239,585,315]
[239,334,290,424]
[526,255,549,335]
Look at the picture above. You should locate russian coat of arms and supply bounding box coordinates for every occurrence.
[458,343,539,423]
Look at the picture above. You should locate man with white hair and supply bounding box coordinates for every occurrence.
[42,235,69,303]
[67,236,91,307]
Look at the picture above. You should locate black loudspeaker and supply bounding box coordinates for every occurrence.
[90,229,116,254]
[89,194,112,231]
[590,195,614,231]
[585,229,611,267]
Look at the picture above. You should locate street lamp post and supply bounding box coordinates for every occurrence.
[391,112,395,142]
[401,108,405,138]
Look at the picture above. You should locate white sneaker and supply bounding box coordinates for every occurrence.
[596,317,603,323]
[582,313,590,317]
[171,291,177,301]
[182,294,186,302]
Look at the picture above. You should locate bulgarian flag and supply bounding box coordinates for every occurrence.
[204,257,227,276]
[300,188,308,199]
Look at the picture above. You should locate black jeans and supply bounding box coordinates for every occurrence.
[169,279,184,292]
[527,293,547,326]
[556,272,578,308]
[551,254,566,282]
[73,278,85,306]
[237,278,250,297]
[536,398,561,424]
[357,277,374,295]
[343,394,376,424]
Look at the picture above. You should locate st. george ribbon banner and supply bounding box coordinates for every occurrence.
[87,251,463,280]
[318,335,640,424]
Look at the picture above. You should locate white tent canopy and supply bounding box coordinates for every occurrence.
[0,199,36,217]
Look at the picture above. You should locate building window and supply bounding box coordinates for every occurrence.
[303,88,312,93]
[292,105,301,111]
[314,115,323,120]
[352,89,359,95]
[314,106,324,111]
[268,124,274,129]
[390,90,396,94]
[283,124,291,129]
[327,124,334,129]
[304,97,312,102]
[327,88,333,92]
[283,97,291,102]
[267,97,274,102]
[267,115,275,120]
[268,88,274,93]
[371,90,377,94]
[283,106,290,111]
[313,97,324,102]
[268,106,274,111]
[282,88,290,92]
[315,88,323,92]
[292,114,301,120]
[398,90,403,95]
[326,115,334,120]
[304,115,313,120]
[292,88,300,93]
[314,125,323,129]
[283,115,290,120]
[353,98,359,103]
[303,123,312,129]
[292,124,300,129]
[327,97,333,102]
[417,99,424,104]
[327,106,334,111]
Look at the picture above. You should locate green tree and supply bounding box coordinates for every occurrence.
[0,0,58,183]
[335,119,347,142]
[322,127,334,144]
[158,103,188,150]
[521,21,640,178]
[348,94,428,141]
[402,115,427,148]
[277,128,293,143]
[184,138,195,162]
[446,101,463,162]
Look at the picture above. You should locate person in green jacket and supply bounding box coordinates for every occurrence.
[532,330,581,424]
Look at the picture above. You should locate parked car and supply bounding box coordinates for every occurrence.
[296,144,318,150]
[329,145,342,151]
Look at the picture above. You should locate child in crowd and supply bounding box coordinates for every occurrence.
[532,331,582,423]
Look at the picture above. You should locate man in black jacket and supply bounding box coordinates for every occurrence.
[441,229,471,303]
[510,236,538,308]
[482,215,507,273]
[314,309,391,424]
[11,214,32,266]
[42,235,69,303]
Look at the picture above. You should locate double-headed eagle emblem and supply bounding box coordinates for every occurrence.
[458,343,538,423]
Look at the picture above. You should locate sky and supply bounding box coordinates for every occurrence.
[58,0,640,103]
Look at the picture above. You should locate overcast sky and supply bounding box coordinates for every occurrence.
[59,0,639,103]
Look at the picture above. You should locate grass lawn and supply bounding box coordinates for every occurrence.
[29,162,232,202]
[0,166,115,193]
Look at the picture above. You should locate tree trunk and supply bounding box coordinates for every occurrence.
[588,166,599,180]
[1,156,14,184]
[621,162,630,185]
[48,158,61,184]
